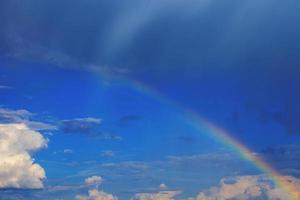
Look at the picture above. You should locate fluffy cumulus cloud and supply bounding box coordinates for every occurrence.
[0,123,47,189]
[131,191,181,200]
[75,176,118,200]
[159,183,167,190]
[75,189,118,200]
[195,175,300,200]
[85,176,103,187]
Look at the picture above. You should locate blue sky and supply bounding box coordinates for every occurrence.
[1,1,300,199]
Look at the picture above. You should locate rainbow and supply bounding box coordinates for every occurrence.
[119,77,300,200]
[93,70,299,199]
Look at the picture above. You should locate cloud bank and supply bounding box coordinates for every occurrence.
[195,175,300,200]
[0,123,47,189]
[131,190,181,200]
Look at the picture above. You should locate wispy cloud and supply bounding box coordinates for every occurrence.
[0,108,56,131]
[60,117,102,134]
[0,85,13,89]
[100,150,115,157]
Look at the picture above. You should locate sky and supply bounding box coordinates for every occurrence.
[0,0,300,199]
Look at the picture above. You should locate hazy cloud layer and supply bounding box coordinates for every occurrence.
[0,123,47,189]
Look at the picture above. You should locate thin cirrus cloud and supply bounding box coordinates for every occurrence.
[0,85,12,89]
[0,123,47,189]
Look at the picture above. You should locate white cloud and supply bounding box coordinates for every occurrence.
[0,123,47,189]
[63,149,73,154]
[75,176,117,200]
[75,189,118,200]
[85,176,103,187]
[195,175,300,200]
[159,183,167,190]
[131,191,181,200]
[100,150,115,157]
[0,108,32,121]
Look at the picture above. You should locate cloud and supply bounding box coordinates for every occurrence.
[0,108,32,122]
[60,117,102,134]
[75,189,118,200]
[90,133,122,141]
[60,117,122,140]
[159,184,167,190]
[75,176,118,200]
[85,176,102,187]
[0,123,47,189]
[0,108,56,131]
[100,150,115,157]
[131,190,181,200]
[0,85,12,89]
[118,115,142,126]
[195,175,300,200]
[63,149,73,154]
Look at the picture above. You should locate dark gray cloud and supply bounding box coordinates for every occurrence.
[1,0,299,72]
[1,1,300,141]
